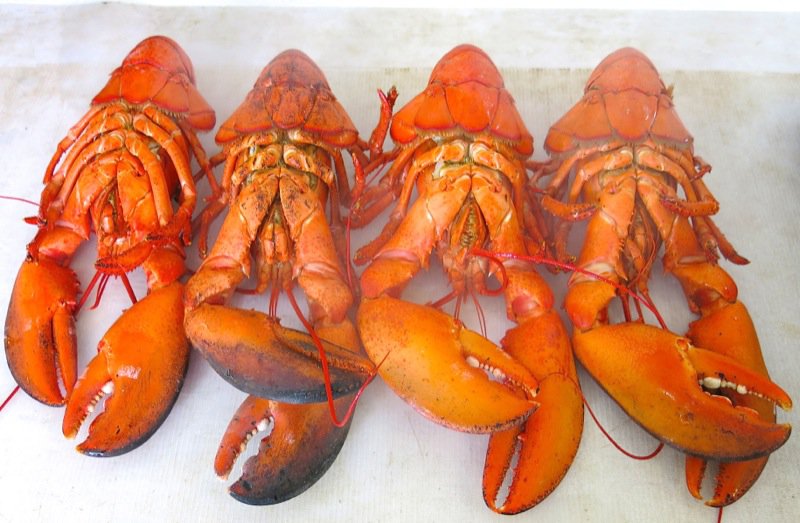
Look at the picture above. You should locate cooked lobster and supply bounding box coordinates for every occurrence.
[351,44,583,514]
[184,49,376,504]
[4,35,215,456]
[535,47,792,507]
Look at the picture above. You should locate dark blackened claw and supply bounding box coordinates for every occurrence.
[186,304,374,403]
[214,395,351,505]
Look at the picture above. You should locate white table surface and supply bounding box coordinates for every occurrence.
[0,5,798,523]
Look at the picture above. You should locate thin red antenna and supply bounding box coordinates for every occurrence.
[427,289,458,310]
[76,270,103,313]
[0,195,38,206]
[0,386,20,413]
[583,394,664,460]
[284,286,379,428]
[472,249,508,297]
[469,289,488,338]
[345,213,356,292]
[470,248,662,321]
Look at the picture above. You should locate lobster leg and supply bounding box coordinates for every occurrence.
[62,249,190,456]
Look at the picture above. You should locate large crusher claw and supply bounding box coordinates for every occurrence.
[5,259,79,406]
[185,304,374,404]
[214,395,351,505]
[573,323,791,461]
[61,282,189,456]
[357,295,539,433]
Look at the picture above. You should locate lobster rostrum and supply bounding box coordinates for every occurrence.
[536,47,792,506]
[3,36,215,456]
[351,44,583,514]
[184,49,375,504]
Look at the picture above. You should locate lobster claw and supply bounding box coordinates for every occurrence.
[62,282,190,456]
[214,395,351,505]
[573,323,792,461]
[5,258,79,406]
[683,301,779,506]
[185,304,374,404]
[357,295,539,433]
[482,311,584,514]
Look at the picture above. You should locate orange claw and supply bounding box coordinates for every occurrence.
[214,395,351,505]
[684,300,781,506]
[62,282,189,456]
[5,259,79,406]
[357,296,538,433]
[483,311,583,514]
[573,323,791,461]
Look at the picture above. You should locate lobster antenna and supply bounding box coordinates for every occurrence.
[583,393,664,460]
[0,386,21,414]
[0,194,39,206]
[284,286,379,428]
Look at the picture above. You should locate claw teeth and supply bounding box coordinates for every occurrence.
[69,380,113,437]
[736,384,748,395]
[238,417,273,457]
[700,375,770,403]
[465,356,506,381]
[463,356,528,396]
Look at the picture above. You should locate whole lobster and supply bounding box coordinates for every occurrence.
[350,44,583,514]
[184,49,376,504]
[535,47,792,507]
[4,36,215,456]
